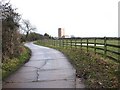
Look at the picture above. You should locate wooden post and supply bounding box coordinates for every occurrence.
[118,37,120,62]
[54,39,55,46]
[59,38,61,47]
[48,39,49,46]
[104,37,107,58]
[43,39,45,45]
[71,38,72,48]
[58,39,59,47]
[75,38,77,48]
[57,39,58,47]
[66,39,68,48]
[60,39,62,47]
[94,38,96,54]
[67,39,69,48]
[55,39,56,46]
[49,39,50,45]
[51,39,53,45]
[64,39,66,48]
[63,39,64,47]
[61,38,63,46]
[56,39,57,47]
[81,38,82,50]
[51,39,52,46]
[55,39,57,46]
[87,38,88,52]
[53,39,54,46]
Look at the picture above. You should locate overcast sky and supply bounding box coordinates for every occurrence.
[10,0,119,37]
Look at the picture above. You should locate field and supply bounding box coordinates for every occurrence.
[35,38,120,88]
[38,37,120,63]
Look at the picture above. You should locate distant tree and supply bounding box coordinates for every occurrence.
[21,32,44,42]
[44,33,51,39]
[20,19,36,40]
[27,32,44,41]
[44,33,49,37]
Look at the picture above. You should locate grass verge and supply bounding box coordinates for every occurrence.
[35,41,119,88]
[2,46,31,80]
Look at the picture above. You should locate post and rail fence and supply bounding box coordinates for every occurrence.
[38,37,120,63]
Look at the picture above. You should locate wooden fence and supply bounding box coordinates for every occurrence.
[39,37,120,63]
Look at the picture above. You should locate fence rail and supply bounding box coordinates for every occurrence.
[38,37,120,63]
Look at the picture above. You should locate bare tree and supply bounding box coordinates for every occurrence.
[20,19,36,40]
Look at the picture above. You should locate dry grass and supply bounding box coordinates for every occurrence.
[2,46,31,80]
[35,41,120,88]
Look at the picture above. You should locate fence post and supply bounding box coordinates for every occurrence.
[81,38,82,50]
[75,38,77,48]
[55,39,57,46]
[66,39,68,48]
[57,39,60,47]
[48,39,49,46]
[51,39,53,46]
[87,38,88,52]
[71,38,72,48]
[64,39,66,48]
[61,39,62,47]
[54,39,55,46]
[60,39,62,47]
[49,39,51,45]
[63,39,64,47]
[59,39,60,47]
[51,38,53,46]
[118,37,120,62]
[43,39,44,45]
[55,39,56,46]
[104,37,107,58]
[53,39,54,46]
[57,39,58,47]
[94,38,96,54]
[56,39,58,47]
[51,38,53,45]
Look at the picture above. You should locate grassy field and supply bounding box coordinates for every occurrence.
[40,38,119,62]
[68,38,119,62]
[2,46,31,80]
[35,40,120,88]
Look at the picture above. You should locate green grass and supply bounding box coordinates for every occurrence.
[58,48,119,88]
[2,46,31,80]
[39,39,119,62]
[35,40,120,88]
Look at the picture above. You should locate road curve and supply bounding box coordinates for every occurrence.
[3,42,84,88]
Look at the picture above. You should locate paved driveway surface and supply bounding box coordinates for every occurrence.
[3,42,84,88]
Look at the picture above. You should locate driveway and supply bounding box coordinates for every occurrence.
[3,42,85,88]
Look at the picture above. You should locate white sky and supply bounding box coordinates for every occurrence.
[10,0,119,37]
